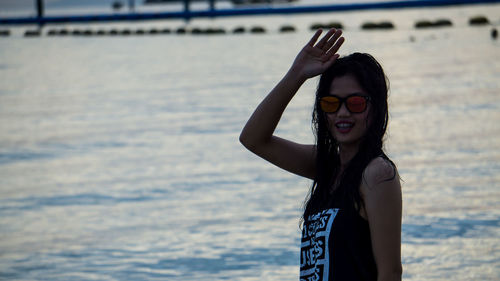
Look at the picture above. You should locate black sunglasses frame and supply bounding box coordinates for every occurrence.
[319,94,371,114]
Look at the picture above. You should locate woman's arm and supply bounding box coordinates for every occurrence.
[239,29,344,179]
[360,157,403,281]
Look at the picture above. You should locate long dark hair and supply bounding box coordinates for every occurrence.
[303,52,393,220]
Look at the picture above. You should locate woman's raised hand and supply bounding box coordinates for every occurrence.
[290,28,344,81]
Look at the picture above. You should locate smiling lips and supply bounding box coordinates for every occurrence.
[335,120,354,133]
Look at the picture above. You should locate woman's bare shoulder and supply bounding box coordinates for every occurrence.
[362,156,399,190]
[359,156,401,219]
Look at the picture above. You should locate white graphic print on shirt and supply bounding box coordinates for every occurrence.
[300,208,339,281]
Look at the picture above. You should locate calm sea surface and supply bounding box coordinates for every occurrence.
[1,3,499,280]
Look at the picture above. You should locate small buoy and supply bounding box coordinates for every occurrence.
[160,28,171,34]
[310,23,325,30]
[176,27,187,34]
[59,29,68,35]
[492,28,498,39]
[361,22,377,30]
[109,29,119,35]
[135,29,145,35]
[250,26,266,34]
[190,27,225,35]
[83,29,93,36]
[120,29,131,35]
[434,19,452,27]
[378,21,395,29]
[310,22,343,30]
[326,22,343,29]
[206,28,225,35]
[469,15,489,26]
[191,27,203,35]
[149,28,159,35]
[415,20,434,29]
[96,30,106,36]
[415,19,452,29]
[232,26,245,34]
[72,29,82,36]
[280,25,296,33]
[361,21,394,30]
[24,30,41,37]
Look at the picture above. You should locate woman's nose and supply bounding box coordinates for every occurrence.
[336,102,350,116]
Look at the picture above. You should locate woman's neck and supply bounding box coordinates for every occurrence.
[339,142,360,168]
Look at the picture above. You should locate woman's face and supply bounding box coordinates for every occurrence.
[325,74,371,148]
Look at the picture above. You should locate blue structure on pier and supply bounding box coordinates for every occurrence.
[1,0,499,25]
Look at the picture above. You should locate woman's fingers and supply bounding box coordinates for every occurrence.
[307,29,323,47]
[326,36,345,57]
[314,28,337,49]
[319,34,344,62]
[322,29,343,52]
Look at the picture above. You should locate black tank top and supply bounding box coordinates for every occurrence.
[300,192,377,281]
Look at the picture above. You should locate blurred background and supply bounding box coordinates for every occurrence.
[0,0,499,280]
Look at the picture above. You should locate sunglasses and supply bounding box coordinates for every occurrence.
[319,94,371,113]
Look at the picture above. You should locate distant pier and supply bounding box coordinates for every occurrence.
[1,0,499,25]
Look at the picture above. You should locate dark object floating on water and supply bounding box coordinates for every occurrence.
[47,29,57,36]
[207,28,226,34]
[96,30,106,35]
[434,19,452,27]
[310,22,343,30]
[280,25,296,33]
[24,30,41,37]
[176,27,187,34]
[191,27,203,35]
[135,29,146,35]
[326,22,343,29]
[191,27,226,35]
[361,21,395,30]
[233,26,246,34]
[149,28,159,34]
[310,23,323,30]
[120,29,132,35]
[469,15,490,26]
[109,29,119,35]
[0,30,10,37]
[415,19,452,28]
[250,26,266,34]
[492,28,498,39]
[161,28,171,34]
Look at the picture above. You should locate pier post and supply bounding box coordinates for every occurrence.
[209,0,215,12]
[183,0,191,21]
[129,0,135,13]
[35,0,44,27]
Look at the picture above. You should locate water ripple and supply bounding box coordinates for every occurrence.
[0,151,55,165]
[0,193,156,212]
[403,216,499,242]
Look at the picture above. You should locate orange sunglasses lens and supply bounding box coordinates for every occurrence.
[320,95,368,113]
[320,96,340,113]
[346,96,367,113]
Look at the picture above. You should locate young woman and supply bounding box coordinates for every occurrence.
[239,29,402,281]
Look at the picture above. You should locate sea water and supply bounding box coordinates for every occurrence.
[0,3,499,280]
